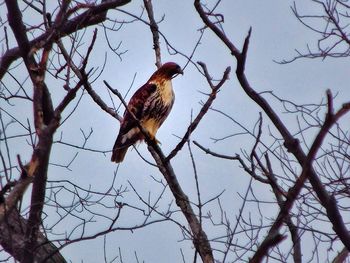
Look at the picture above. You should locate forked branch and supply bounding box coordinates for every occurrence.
[194,0,350,259]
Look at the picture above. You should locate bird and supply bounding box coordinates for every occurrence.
[111,62,183,163]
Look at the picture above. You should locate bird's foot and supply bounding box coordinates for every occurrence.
[145,132,161,145]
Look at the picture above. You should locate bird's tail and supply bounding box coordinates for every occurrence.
[111,127,141,163]
[111,146,129,163]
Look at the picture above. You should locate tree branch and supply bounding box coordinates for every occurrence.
[148,142,214,263]
[250,91,350,262]
[166,62,231,161]
[0,209,67,263]
[104,79,214,263]
[194,0,350,256]
[143,0,162,68]
[0,0,131,80]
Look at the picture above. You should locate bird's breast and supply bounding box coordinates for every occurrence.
[158,79,175,106]
[140,79,175,137]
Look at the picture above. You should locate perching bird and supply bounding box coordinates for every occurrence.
[111,62,183,163]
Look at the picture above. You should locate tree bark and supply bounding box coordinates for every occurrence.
[0,209,67,263]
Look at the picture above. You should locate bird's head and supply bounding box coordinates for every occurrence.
[150,62,183,81]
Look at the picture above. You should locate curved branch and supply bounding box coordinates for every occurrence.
[104,79,215,263]
[0,0,131,80]
[251,91,350,262]
[194,0,350,259]
[166,62,231,161]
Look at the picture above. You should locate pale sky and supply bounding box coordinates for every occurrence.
[1,0,350,262]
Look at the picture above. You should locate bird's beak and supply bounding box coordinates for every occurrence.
[172,68,183,79]
[178,68,184,75]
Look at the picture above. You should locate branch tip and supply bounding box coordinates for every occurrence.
[326,89,334,116]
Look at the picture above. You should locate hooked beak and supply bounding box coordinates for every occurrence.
[172,67,183,79]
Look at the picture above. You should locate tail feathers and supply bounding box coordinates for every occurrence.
[111,127,142,163]
[111,146,129,163]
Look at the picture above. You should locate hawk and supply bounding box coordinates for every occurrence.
[111,62,183,163]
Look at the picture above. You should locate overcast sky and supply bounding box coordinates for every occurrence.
[2,0,350,262]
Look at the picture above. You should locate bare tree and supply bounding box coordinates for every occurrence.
[285,0,350,62]
[0,0,350,263]
[194,0,350,262]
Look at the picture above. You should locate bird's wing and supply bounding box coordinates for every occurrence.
[121,82,157,131]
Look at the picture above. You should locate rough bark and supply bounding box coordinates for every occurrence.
[0,209,66,263]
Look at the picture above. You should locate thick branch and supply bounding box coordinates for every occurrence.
[194,0,350,255]
[0,0,131,80]
[148,143,214,263]
[0,171,33,224]
[5,1,57,262]
[251,93,350,262]
[194,0,240,57]
[0,209,66,263]
[104,80,214,263]
[332,247,349,263]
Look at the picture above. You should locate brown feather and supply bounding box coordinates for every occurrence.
[111,146,128,163]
